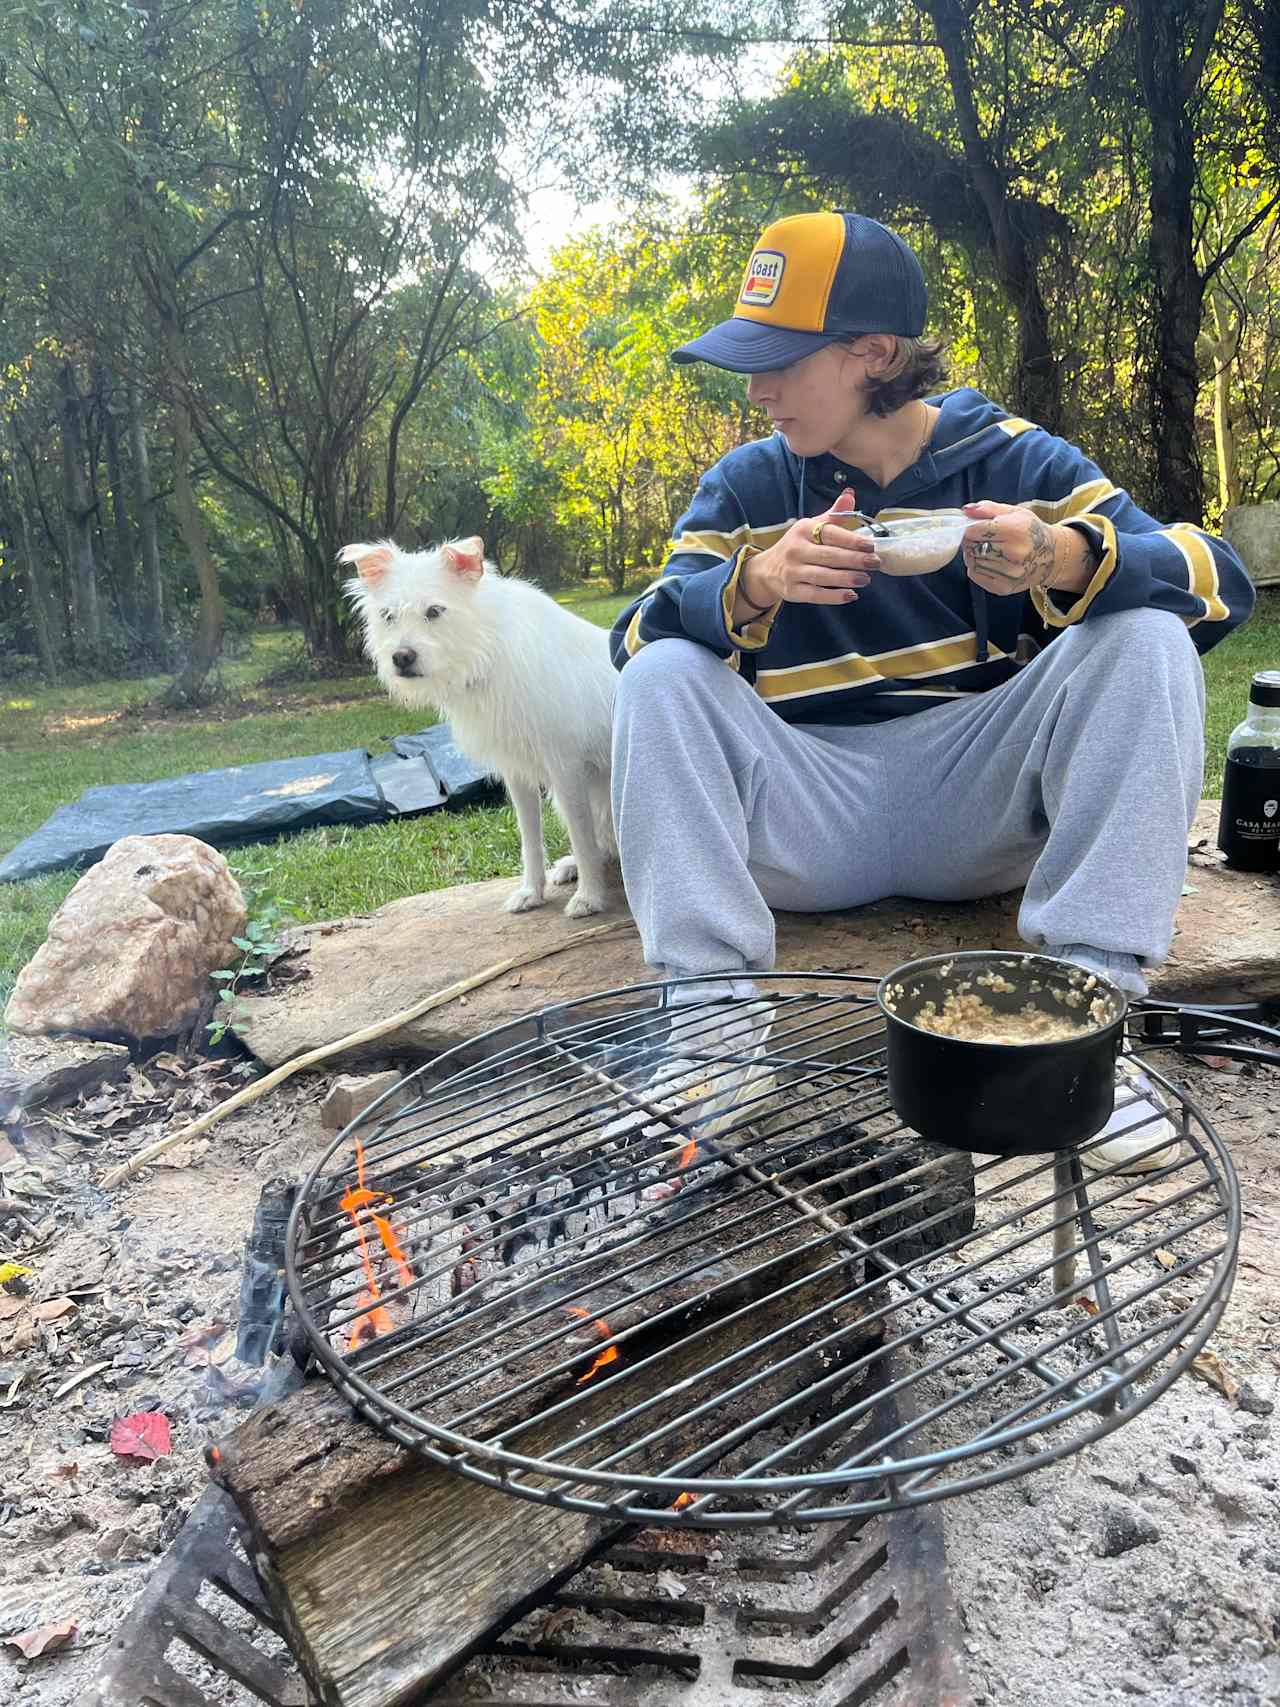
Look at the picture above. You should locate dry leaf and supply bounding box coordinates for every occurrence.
[1154,1248,1178,1270]
[3,1620,77,1659]
[33,1297,77,1322]
[1191,1350,1238,1402]
[3,1318,38,1353]
[49,1462,79,1480]
[1074,1294,1100,1315]
[109,1410,172,1461]
[0,1295,26,1320]
[126,1065,160,1100]
[150,1053,189,1078]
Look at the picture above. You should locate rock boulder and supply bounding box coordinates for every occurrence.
[4,835,247,1043]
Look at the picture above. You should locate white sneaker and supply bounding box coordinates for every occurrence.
[1080,1059,1181,1175]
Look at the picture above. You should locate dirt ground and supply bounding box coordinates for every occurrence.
[0,1043,1276,1707]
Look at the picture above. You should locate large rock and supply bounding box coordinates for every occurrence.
[1223,502,1280,588]
[233,801,1279,1069]
[4,835,247,1043]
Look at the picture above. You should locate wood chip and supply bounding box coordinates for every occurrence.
[1154,1247,1178,1270]
[1191,1349,1238,1401]
[51,1360,112,1401]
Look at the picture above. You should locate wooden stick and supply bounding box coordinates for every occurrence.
[100,918,636,1190]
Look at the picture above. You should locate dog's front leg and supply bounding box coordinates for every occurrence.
[504,778,548,913]
[550,777,611,918]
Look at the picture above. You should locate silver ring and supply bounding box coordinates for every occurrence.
[977,538,995,558]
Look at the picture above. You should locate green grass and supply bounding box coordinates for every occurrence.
[1,586,1274,1012]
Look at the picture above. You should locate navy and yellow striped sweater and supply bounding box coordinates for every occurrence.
[610,388,1254,726]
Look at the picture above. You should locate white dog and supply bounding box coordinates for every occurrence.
[341,535,618,917]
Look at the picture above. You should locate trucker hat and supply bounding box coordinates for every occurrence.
[672,211,928,373]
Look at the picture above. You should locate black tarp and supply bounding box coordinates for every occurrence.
[389,725,501,806]
[0,725,501,884]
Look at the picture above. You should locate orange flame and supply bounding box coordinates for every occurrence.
[370,1212,415,1289]
[340,1140,412,1347]
[672,1491,696,1511]
[678,1140,698,1170]
[565,1305,619,1384]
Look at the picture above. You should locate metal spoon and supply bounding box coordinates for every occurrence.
[848,509,891,537]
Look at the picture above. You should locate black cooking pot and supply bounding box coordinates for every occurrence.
[876,951,1128,1156]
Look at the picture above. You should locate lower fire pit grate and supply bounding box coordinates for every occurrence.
[79,1354,971,1707]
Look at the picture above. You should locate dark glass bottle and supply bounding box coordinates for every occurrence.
[1218,669,1280,872]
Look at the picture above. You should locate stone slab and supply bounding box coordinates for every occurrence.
[1223,501,1280,588]
[0,1033,131,1114]
[232,802,1279,1070]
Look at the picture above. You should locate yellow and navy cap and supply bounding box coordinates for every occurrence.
[673,211,928,374]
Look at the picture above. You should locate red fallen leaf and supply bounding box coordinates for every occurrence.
[110,1410,172,1461]
[3,1619,77,1658]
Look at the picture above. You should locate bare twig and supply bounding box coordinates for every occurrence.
[99,918,636,1190]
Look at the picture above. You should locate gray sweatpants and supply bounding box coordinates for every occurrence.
[611,608,1205,982]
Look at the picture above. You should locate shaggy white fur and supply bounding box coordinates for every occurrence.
[342,535,618,917]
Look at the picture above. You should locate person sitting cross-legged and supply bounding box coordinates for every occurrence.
[609,211,1255,1174]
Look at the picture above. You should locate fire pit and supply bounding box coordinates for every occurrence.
[284,973,1240,1527]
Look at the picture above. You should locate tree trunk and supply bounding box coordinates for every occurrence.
[4,432,59,682]
[95,359,139,631]
[1135,0,1224,525]
[926,0,1062,430]
[160,307,224,704]
[58,359,101,657]
[127,371,165,654]
[1204,286,1241,514]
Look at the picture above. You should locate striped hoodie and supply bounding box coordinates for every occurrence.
[610,387,1254,726]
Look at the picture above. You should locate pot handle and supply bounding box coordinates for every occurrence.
[1129,999,1280,1067]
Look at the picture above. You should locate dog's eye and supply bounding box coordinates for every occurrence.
[424,604,444,621]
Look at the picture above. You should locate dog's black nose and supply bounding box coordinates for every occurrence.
[391,647,418,673]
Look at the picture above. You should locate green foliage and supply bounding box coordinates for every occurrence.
[206,889,296,1047]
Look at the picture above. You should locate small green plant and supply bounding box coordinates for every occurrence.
[207,890,297,1046]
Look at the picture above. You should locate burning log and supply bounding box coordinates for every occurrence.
[212,1191,887,1707]
[212,1037,975,1707]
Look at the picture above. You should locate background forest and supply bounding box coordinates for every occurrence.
[1,0,1277,699]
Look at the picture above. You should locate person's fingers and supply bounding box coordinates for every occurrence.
[794,584,862,604]
[829,488,859,515]
[797,568,873,589]
[961,500,1015,518]
[961,520,1001,547]
[811,519,879,554]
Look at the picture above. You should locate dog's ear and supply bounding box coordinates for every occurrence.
[442,536,485,580]
[337,542,395,585]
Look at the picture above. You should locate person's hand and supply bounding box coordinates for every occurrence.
[735,488,880,617]
[960,501,1093,596]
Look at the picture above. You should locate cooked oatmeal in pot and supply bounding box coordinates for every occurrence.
[910,988,1113,1045]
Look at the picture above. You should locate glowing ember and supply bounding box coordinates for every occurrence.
[564,1305,619,1384]
[678,1139,698,1170]
[672,1491,696,1511]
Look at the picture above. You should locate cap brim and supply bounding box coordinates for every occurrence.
[671,318,843,374]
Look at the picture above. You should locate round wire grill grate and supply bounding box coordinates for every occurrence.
[286,974,1240,1527]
